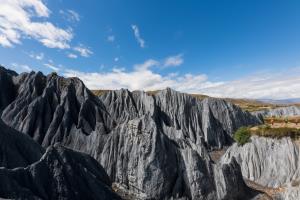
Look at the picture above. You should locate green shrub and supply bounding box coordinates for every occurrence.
[234,127,251,146]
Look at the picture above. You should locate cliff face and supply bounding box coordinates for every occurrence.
[1,71,114,147]
[0,117,120,200]
[0,67,262,199]
[222,136,300,188]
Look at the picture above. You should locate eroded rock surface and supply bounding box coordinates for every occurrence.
[222,136,300,188]
[0,144,121,200]
[253,106,300,118]
[0,67,262,199]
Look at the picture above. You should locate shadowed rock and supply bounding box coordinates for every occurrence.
[0,119,44,168]
[0,144,121,200]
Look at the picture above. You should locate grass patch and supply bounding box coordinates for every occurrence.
[251,125,300,140]
[234,127,251,146]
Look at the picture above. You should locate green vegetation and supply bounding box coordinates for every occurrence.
[252,125,300,140]
[233,127,251,146]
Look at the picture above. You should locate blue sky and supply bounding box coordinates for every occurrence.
[1,0,300,99]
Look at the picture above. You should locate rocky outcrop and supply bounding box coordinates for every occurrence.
[252,106,300,118]
[0,119,44,168]
[0,144,121,200]
[100,88,261,149]
[222,136,300,188]
[0,67,262,199]
[1,71,114,146]
[0,66,17,111]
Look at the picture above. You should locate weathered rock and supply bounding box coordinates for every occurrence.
[1,71,114,146]
[222,136,300,188]
[101,88,261,149]
[0,144,121,200]
[252,106,300,118]
[0,66,17,111]
[0,119,44,168]
[0,66,261,199]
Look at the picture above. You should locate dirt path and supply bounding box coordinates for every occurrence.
[245,180,285,200]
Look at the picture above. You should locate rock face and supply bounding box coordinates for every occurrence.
[0,66,17,111]
[0,118,120,200]
[222,136,300,188]
[252,106,300,118]
[1,71,114,146]
[100,88,260,149]
[0,119,44,168]
[0,67,262,199]
[0,144,121,200]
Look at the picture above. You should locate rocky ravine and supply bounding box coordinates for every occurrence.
[222,136,300,199]
[0,66,262,199]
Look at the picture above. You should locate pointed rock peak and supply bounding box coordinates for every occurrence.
[0,66,18,76]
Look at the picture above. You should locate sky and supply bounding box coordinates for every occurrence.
[1,0,300,99]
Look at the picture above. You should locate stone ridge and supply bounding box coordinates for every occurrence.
[0,66,262,199]
[0,144,121,200]
[222,136,300,188]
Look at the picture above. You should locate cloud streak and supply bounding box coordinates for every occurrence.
[131,25,145,48]
[163,54,184,67]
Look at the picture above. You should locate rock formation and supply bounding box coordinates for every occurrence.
[222,136,300,188]
[0,66,262,199]
[252,105,300,118]
[0,117,120,200]
[0,144,121,200]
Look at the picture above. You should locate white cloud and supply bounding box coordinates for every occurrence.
[199,70,300,99]
[163,54,184,67]
[63,60,300,99]
[131,25,145,48]
[107,35,115,42]
[29,52,44,60]
[73,45,93,57]
[60,9,80,22]
[10,63,32,72]
[63,59,222,92]
[114,57,119,62]
[44,63,60,71]
[134,59,159,70]
[0,0,73,49]
[67,53,77,59]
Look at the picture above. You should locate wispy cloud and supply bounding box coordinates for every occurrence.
[134,59,159,70]
[163,54,184,67]
[60,9,80,22]
[131,25,145,48]
[199,69,300,99]
[0,0,73,49]
[29,52,44,60]
[67,53,77,59]
[107,35,115,42]
[10,63,32,72]
[73,45,93,57]
[44,63,60,71]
